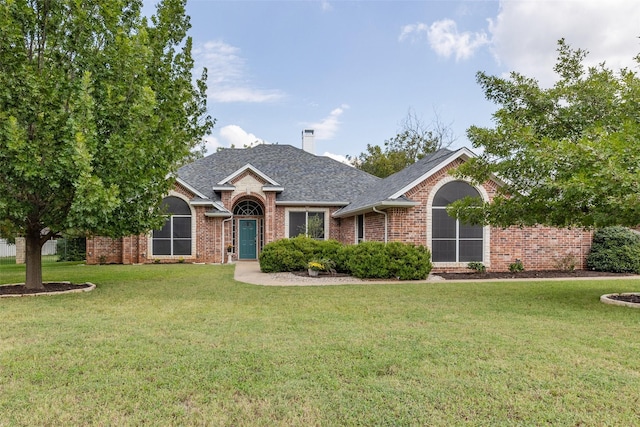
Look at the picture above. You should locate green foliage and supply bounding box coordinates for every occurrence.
[345,242,391,278]
[260,238,432,279]
[0,0,213,287]
[449,39,640,229]
[509,259,525,273]
[55,238,86,262]
[586,227,640,273]
[344,241,432,280]
[467,262,486,273]
[259,236,342,273]
[351,109,454,178]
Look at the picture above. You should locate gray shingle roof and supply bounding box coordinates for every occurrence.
[177,144,471,218]
[177,144,380,204]
[334,148,456,216]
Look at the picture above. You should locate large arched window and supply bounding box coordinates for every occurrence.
[152,196,192,256]
[233,200,263,216]
[432,181,483,262]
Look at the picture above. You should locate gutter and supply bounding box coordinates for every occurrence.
[372,207,388,243]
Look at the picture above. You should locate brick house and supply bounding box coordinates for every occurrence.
[86,133,592,271]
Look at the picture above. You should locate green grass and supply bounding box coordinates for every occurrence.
[1,263,639,426]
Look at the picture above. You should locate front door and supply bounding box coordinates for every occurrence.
[238,219,257,259]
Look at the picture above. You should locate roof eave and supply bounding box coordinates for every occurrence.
[275,201,351,207]
[333,200,419,218]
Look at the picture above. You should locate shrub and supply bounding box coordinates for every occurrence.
[259,236,343,273]
[587,227,640,274]
[344,241,432,280]
[260,238,433,280]
[509,259,524,273]
[384,242,432,280]
[467,262,486,273]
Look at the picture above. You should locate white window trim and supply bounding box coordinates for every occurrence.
[284,207,330,240]
[148,191,197,260]
[426,177,491,268]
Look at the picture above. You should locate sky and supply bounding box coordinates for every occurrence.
[152,0,640,162]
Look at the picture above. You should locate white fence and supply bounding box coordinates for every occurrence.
[0,239,58,258]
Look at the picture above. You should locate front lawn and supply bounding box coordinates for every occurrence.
[1,263,639,425]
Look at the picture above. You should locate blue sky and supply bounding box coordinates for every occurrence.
[160,0,640,161]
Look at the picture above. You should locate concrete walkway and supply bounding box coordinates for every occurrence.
[232,261,441,286]
[233,261,640,287]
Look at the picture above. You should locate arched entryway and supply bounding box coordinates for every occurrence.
[232,199,265,260]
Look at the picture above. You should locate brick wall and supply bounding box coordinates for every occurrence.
[86,158,596,271]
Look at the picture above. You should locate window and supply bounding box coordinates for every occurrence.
[431,181,483,262]
[356,214,365,243]
[152,196,192,256]
[288,211,326,239]
[233,200,263,216]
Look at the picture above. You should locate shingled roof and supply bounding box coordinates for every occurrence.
[176,144,380,204]
[334,148,474,217]
[176,144,475,217]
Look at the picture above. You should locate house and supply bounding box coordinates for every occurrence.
[86,131,592,271]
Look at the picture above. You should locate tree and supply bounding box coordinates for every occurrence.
[448,39,640,229]
[351,108,455,178]
[0,0,213,289]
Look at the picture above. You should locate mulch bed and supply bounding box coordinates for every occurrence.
[0,282,92,296]
[607,294,640,304]
[437,270,638,280]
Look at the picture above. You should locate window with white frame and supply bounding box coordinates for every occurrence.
[152,196,192,256]
[287,210,326,239]
[431,181,483,262]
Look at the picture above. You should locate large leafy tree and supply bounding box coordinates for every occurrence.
[0,0,213,289]
[351,109,455,178]
[449,40,640,229]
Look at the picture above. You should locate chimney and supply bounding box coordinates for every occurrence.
[302,129,315,154]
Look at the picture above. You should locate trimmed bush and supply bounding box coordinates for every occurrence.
[343,241,432,280]
[587,227,640,274]
[260,237,433,279]
[344,242,390,279]
[259,236,342,273]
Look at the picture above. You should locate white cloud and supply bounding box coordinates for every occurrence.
[400,20,488,61]
[398,23,429,42]
[218,125,268,148]
[304,104,349,140]
[202,125,268,153]
[427,19,489,61]
[322,152,352,165]
[203,135,221,155]
[488,0,640,86]
[193,40,286,103]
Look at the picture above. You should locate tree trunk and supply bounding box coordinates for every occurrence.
[25,233,45,290]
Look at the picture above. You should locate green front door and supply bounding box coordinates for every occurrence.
[238,219,257,259]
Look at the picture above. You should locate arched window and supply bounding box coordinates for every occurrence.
[233,200,263,216]
[152,196,192,256]
[432,181,483,262]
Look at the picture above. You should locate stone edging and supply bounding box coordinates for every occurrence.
[0,282,96,298]
[600,293,640,309]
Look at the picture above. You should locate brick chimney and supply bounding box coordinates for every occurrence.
[301,129,315,154]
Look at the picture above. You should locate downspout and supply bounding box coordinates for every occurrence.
[222,216,233,264]
[372,207,388,243]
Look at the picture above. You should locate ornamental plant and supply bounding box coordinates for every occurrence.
[307,260,325,272]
